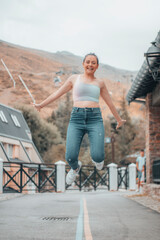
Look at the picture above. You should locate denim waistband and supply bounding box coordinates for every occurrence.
[72,107,101,112]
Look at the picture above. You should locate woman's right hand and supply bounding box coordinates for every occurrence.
[31,102,42,112]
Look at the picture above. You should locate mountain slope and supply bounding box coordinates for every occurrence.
[0,40,142,119]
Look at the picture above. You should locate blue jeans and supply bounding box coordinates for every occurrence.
[137,170,142,180]
[65,107,105,170]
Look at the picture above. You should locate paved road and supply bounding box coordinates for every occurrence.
[0,191,159,240]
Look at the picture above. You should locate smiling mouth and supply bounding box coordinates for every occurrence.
[87,68,94,70]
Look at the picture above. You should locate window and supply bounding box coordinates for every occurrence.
[25,147,31,157]
[13,145,20,159]
[0,110,8,123]
[11,114,21,127]
[3,143,7,151]
[2,143,15,159]
[8,144,13,158]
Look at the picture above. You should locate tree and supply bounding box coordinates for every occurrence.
[47,92,73,139]
[43,144,66,164]
[15,104,62,158]
[103,119,112,165]
[108,94,137,165]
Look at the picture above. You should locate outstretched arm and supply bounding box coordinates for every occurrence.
[100,81,126,129]
[32,75,73,111]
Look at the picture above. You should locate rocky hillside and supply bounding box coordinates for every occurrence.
[0,40,143,119]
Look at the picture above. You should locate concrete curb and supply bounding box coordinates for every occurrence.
[0,193,25,202]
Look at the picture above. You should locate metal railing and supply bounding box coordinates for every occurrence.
[118,167,129,189]
[65,165,109,191]
[3,162,136,193]
[3,161,56,193]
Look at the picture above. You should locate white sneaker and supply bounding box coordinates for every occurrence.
[92,159,104,170]
[66,161,82,185]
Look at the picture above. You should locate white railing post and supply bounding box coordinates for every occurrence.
[55,160,66,192]
[0,158,3,194]
[107,163,118,191]
[128,163,136,190]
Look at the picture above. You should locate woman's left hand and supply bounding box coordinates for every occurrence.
[116,119,126,129]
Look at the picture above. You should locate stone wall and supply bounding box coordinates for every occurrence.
[143,183,160,199]
[146,93,160,183]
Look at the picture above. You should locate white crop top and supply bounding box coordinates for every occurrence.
[73,75,100,103]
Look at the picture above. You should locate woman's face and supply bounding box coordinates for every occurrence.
[83,55,99,75]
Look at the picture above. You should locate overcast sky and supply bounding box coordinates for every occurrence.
[0,0,160,71]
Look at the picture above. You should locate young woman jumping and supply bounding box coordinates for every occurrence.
[32,53,126,185]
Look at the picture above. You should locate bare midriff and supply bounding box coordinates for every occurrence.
[73,101,100,108]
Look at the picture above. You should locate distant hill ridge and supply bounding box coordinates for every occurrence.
[0,39,143,120]
[0,39,136,83]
